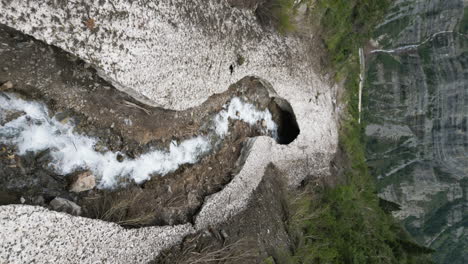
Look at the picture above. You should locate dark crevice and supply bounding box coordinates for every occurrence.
[269,97,300,145]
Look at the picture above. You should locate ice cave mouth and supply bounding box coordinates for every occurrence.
[269,97,300,145]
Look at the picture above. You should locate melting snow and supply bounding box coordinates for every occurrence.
[0,94,276,188]
[213,97,277,137]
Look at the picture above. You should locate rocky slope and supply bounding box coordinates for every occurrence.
[365,0,468,263]
[0,1,339,263]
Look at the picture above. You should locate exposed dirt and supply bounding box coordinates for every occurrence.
[0,24,300,227]
[152,164,292,264]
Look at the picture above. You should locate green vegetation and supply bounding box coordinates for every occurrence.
[377,53,402,72]
[236,54,246,66]
[373,16,411,48]
[371,0,414,48]
[313,0,390,69]
[366,137,398,155]
[431,221,468,264]
[458,7,468,34]
[255,0,296,34]
[418,44,432,65]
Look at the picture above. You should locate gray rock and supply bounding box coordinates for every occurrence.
[49,197,82,216]
[69,171,96,193]
[0,81,13,91]
[220,229,229,240]
[31,196,45,206]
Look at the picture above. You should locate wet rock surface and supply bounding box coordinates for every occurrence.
[365,0,468,262]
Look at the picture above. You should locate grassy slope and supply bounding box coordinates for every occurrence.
[267,1,435,263]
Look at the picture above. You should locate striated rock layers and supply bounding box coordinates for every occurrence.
[365,0,468,263]
[0,0,338,263]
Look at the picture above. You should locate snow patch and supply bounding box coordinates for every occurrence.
[0,94,276,188]
[214,97,277,137]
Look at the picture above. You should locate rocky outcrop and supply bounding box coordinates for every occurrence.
[365,0,468,263]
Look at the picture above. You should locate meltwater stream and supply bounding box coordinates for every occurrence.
[0,94,277,188]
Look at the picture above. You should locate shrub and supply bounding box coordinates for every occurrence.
[255,0,296,33]
[313,0,390,67]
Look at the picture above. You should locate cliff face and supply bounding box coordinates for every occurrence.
[365,0,468,263]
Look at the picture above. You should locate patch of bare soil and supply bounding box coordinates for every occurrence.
[152,164,292,264]
[0,24,299,227]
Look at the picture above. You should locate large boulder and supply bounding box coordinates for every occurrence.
[69,171,96,193]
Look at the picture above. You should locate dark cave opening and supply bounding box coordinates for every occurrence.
[269,97,300,145]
